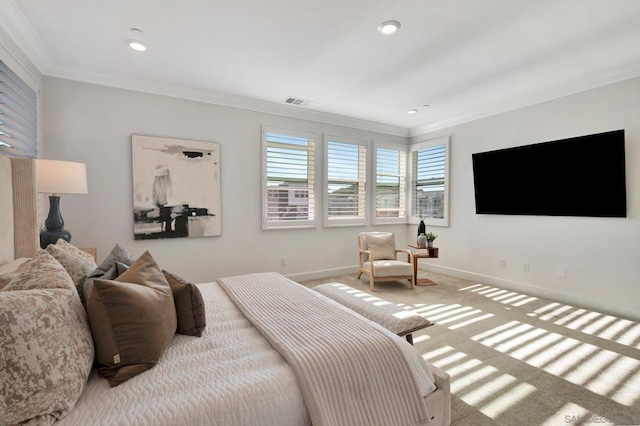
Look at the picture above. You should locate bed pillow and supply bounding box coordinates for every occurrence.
[46,239,97,292]
[87,251,176,387]
[0,272,18,290]
[0,257,30,274]
[82,261,129,310]
[163,270,206,337]
[0,250,94,425]
[366,233,397,260]
[91,243,135,277]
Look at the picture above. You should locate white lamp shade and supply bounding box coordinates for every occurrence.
[36,159,88,194]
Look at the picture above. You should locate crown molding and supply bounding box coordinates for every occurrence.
[47,61,411,138]
[0,0,52,73]
[409,65,640,138]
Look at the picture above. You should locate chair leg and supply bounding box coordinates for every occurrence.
[369,275,375,292]
[357,271,362,279]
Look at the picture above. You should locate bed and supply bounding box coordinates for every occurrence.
[0,158,451,426]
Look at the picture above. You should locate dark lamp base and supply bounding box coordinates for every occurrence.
[40,230,72,249]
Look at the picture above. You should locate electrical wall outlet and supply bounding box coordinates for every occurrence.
[556,267,566,278]
[500,258,507,268]
[523,262,530,272]
[280,258,286,266]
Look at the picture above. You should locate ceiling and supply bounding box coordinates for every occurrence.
[3,0,640,136]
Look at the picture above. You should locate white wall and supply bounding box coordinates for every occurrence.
[41,77,409,284]
[43,74,640,320]
[413,76,640,320]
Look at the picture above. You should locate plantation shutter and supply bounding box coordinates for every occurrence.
[376,146,406,219]
[0,61,37,158]
[411,144,446,220]
[264,129,315,228]
[326,139,367,223]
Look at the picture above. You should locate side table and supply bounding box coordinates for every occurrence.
[81,247,97,263]
[408,245,439,286]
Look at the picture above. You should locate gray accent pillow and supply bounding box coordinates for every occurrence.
[83,261,129,309]
[91,244,135,277]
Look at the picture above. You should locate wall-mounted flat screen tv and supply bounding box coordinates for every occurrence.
[472,129,626,217]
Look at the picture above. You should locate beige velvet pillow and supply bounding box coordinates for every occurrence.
[87,251,177,387]
[0,250,94,425]
[366,233,397,261]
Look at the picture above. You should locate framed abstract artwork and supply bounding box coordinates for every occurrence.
[132,135,221,240]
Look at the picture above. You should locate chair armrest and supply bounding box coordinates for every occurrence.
[396,248,413,262]
[358,249,372,267]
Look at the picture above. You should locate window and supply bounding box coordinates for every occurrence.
[262,126,317,229]
[0,60,37,158]
[374,143,407,224]
[324,136,367,226]
[409,137,449,226]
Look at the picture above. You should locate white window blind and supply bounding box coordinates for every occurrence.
[263,127,316,229]
[410,137,449,226]
[0,61,37,158]
[325,137,367,225]
[375,145,406,221]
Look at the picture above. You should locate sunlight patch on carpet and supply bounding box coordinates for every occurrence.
[472,321,640,406]
[421,345,537,420]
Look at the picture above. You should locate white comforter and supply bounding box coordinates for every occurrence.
[58,281,311,426]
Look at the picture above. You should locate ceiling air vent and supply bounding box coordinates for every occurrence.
[283,96,312,107]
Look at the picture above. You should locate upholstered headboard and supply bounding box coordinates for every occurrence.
[0,156,38,265]
[0,156,14,264]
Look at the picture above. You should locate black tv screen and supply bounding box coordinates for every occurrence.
[472,130,626,217]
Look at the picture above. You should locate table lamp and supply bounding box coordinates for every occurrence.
[36,159,88,248]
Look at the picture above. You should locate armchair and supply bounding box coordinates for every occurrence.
[357,232,414,292]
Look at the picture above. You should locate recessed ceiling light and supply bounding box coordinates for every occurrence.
[127,28,147,51]
[127,39,147,51]
[407,109,418,114]
[377,20,401,35]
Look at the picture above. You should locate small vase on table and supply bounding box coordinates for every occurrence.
[417,233,427,248]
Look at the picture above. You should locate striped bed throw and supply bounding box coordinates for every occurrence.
[218,272,431,426]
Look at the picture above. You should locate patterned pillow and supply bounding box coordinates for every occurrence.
[0,250,94,425]
[163,270,206,337]
[46,239,97,289]
[0,272,18,290]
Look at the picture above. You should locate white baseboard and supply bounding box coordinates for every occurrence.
[284,263,640,321]
[286,266,359,283]
[421,264,640,322]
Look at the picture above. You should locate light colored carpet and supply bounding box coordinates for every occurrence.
[300,270,640,426]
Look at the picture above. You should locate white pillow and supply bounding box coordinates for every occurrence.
[366,233,397,261]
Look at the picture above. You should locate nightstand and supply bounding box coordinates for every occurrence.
[81,247,97,263]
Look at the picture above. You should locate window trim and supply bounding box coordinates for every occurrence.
[323,134,369,227]
[409,136,450,227]
[372,141,408,225]
[262,125,319,230]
